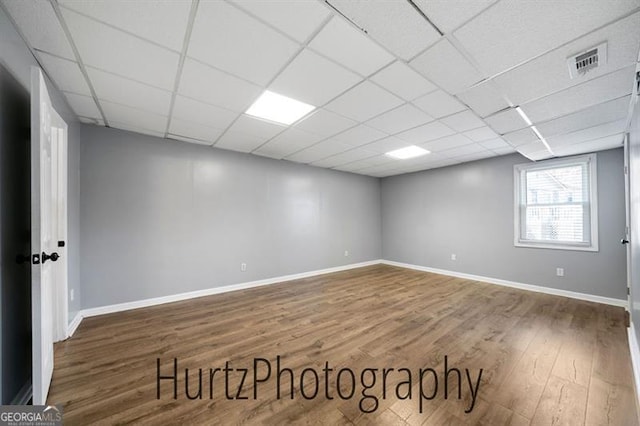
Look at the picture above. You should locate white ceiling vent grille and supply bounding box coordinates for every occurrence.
[567,42,607,79]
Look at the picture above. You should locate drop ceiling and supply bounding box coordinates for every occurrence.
[2,0,639,177]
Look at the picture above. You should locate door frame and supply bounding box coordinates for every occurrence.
[625,132,632,314]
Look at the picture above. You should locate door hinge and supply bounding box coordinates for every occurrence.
[628,287,631,295]
[624,165,628,175]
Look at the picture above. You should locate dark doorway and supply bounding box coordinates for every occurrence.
[0,63,32,404]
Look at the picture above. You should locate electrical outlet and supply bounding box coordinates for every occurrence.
[344,250,349,257]
[556,268,564,277]
[241,263,247,272]
[451,254,457,261]
[70,289,74,301]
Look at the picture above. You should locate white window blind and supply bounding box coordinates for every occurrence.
[514,154,598,251]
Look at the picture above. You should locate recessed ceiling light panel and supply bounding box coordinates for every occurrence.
[245,90,315,125]
[386,145,430,159]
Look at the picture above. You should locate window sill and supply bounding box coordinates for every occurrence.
[514,241,599,252]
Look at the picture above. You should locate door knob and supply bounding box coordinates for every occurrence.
[42,252,59,263]
[621,239,630,245]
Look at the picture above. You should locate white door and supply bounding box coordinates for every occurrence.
[31,67,64,405]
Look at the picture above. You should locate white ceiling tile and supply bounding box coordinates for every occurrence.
[2,0,75,59]
[454,0,640,76]
[439,109,485,132]
[58,0,191,51]
[172,95,238,130]
[63,92,101,119]
[454,150,497,163]
[168,133,214,146]
[109,122,165,138]
[270,49,361,106]
[363,136,414,154]
[232,0,330,43]
[414,0,498,33]
[440,142,489,158]
[37,52,91,96]
[545,119,627,148]
[293,108,356,137]
[463,126,500,142]
[311,147,378,168]
[479,137,511,150]
[189,1,299,85]
[215,132,267,153]
[494,12,640,106]
[502,127,539,146]
[520,66,636,123]
[552,133,624,156]
[308,16,394,76]
[396,121,455,144]
[370,61,437,101]
[410,39,483,94]
[326,0,441,61]
[456,81,511,117]
[366,104,433,134]
[227,115,285,139]
[214,115,287,153]
[535,96,631,137]
[101,100,168,133]
[78,116,104,126]
[412,90,466,118]
[334,125,387,147]
[169,118,223,144]
[334,155,394,171]
[61,8,179,90]
[86,67,172,116]
[178,58,262,112]
[421,133,474,152]
[325,81,403,121]
[253,127,322,159]
[492,146,517,155]
[287,139,352,163]
[516,141,553,161]
[356,161,403,175]
[483,109,528,134]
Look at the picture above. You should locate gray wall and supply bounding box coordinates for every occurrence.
[0,6,81,403]
[381,150,627,300]
[79,125,381,309]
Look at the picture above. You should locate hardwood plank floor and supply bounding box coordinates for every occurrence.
[47,265,639,425]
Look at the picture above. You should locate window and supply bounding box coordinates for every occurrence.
[514,154,598,251]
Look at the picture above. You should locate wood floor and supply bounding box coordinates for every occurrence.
[48,265,638,425]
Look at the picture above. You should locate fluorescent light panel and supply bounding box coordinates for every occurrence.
[386,145,430,159]
[246,90,315,125]
[531,125,554,155]
[515,106,533,126]
[517,106,554,156]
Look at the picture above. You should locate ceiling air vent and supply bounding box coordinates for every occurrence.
[567,42,607,79]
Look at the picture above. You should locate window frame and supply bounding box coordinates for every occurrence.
[513,153,599,252]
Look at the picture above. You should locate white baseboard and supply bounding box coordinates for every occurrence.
[629,321,640,407]
[381,260,628,307]
[67,258,627,339]
[67,311,83,338]
[80,260,383,319]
